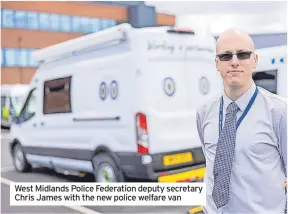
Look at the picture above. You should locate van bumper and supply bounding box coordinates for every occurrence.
[156,166,205,182]
[116,149,206,182]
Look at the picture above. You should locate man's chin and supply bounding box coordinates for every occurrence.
[228,81,243,89]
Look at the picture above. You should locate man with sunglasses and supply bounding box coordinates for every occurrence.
[196,29,287,213]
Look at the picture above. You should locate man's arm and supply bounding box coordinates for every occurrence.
[278,108,287,176]
[196,110,206,159]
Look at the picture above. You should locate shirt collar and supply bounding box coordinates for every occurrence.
[222,82,256,112]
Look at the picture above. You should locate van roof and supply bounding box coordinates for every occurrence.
[32,23,215,64]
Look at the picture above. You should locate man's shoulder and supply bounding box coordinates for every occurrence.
[197,93,222,117]
[257,86,287,111]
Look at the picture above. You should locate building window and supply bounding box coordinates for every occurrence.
[2,48,39,67]
[39,12,51,30]
[78,17,87,33]
[15,10,27,28]
[101,19,109,29]
[27,11,38,29]
[59,15,71,32]
[2,9,15,28]
[85,17,94,34]
[28,49,39,67]
[43,77,72,114]
[17,49,29,67]
[50,13,60,31]
[72,16,81,32]
[5,48,17,67]
[1,49,5,66]
[91,18,101,32]
[110,20,117,28]
[2,9,117,34]
[101,19,116,29]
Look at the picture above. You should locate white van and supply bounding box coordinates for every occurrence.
[253,45,287,98]
[1,84,29,128]
[9,24,223,182]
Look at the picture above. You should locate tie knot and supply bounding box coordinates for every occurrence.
[227,102,239,115]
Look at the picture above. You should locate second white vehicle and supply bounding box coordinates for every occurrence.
[1,84,29,128]
[253,45,287,98]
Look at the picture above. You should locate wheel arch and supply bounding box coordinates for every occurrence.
[10,138,21,157]
[92,145,121,167]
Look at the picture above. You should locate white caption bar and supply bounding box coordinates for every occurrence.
[10,182,206,206]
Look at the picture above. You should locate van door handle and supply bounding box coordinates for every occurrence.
[32,123,36,128]
[40,122,44,126]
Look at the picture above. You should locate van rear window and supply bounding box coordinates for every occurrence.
[43,76,72,114]
[252,70,277,94]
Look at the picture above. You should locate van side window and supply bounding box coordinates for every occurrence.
[1,96,7,108]
[20,89,37,122]
[252,70,277,94]
[43,76,72,114]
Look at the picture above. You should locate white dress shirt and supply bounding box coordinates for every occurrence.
[196,82,287,213]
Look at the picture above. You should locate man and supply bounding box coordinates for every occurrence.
[196,29,287,213]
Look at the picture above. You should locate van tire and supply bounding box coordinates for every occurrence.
[12,143,31,173]
[92,153,125,182]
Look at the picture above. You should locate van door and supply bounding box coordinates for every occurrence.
[33,76,75,160]
[14,88,38,148]
[143,58,222,154]
[140,31,222,155]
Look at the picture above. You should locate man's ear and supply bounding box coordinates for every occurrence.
[253,53,258,69]
[215,58,220,71]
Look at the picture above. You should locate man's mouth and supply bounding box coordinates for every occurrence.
[228,70,243,73]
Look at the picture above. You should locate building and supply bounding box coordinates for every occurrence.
[1,1,175,84]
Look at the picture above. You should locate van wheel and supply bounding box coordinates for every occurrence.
[92,153,125,182]
[12,143,31,172]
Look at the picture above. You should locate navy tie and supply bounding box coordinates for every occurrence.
[212,102,239,209]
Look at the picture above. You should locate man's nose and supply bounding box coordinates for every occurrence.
[231,54,239,66]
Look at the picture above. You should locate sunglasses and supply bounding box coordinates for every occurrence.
[216,51,253,61]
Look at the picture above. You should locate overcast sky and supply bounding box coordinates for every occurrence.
[146,1,287,35]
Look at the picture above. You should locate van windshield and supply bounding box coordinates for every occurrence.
[11,95,27,114]
[14,96,26,105]
[252,70,277,94]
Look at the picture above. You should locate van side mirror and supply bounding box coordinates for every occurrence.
[11,114,20,124]
[11,110,28,124]
[9,108,18,122]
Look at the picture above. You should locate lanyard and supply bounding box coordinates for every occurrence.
[219,87,258,136]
